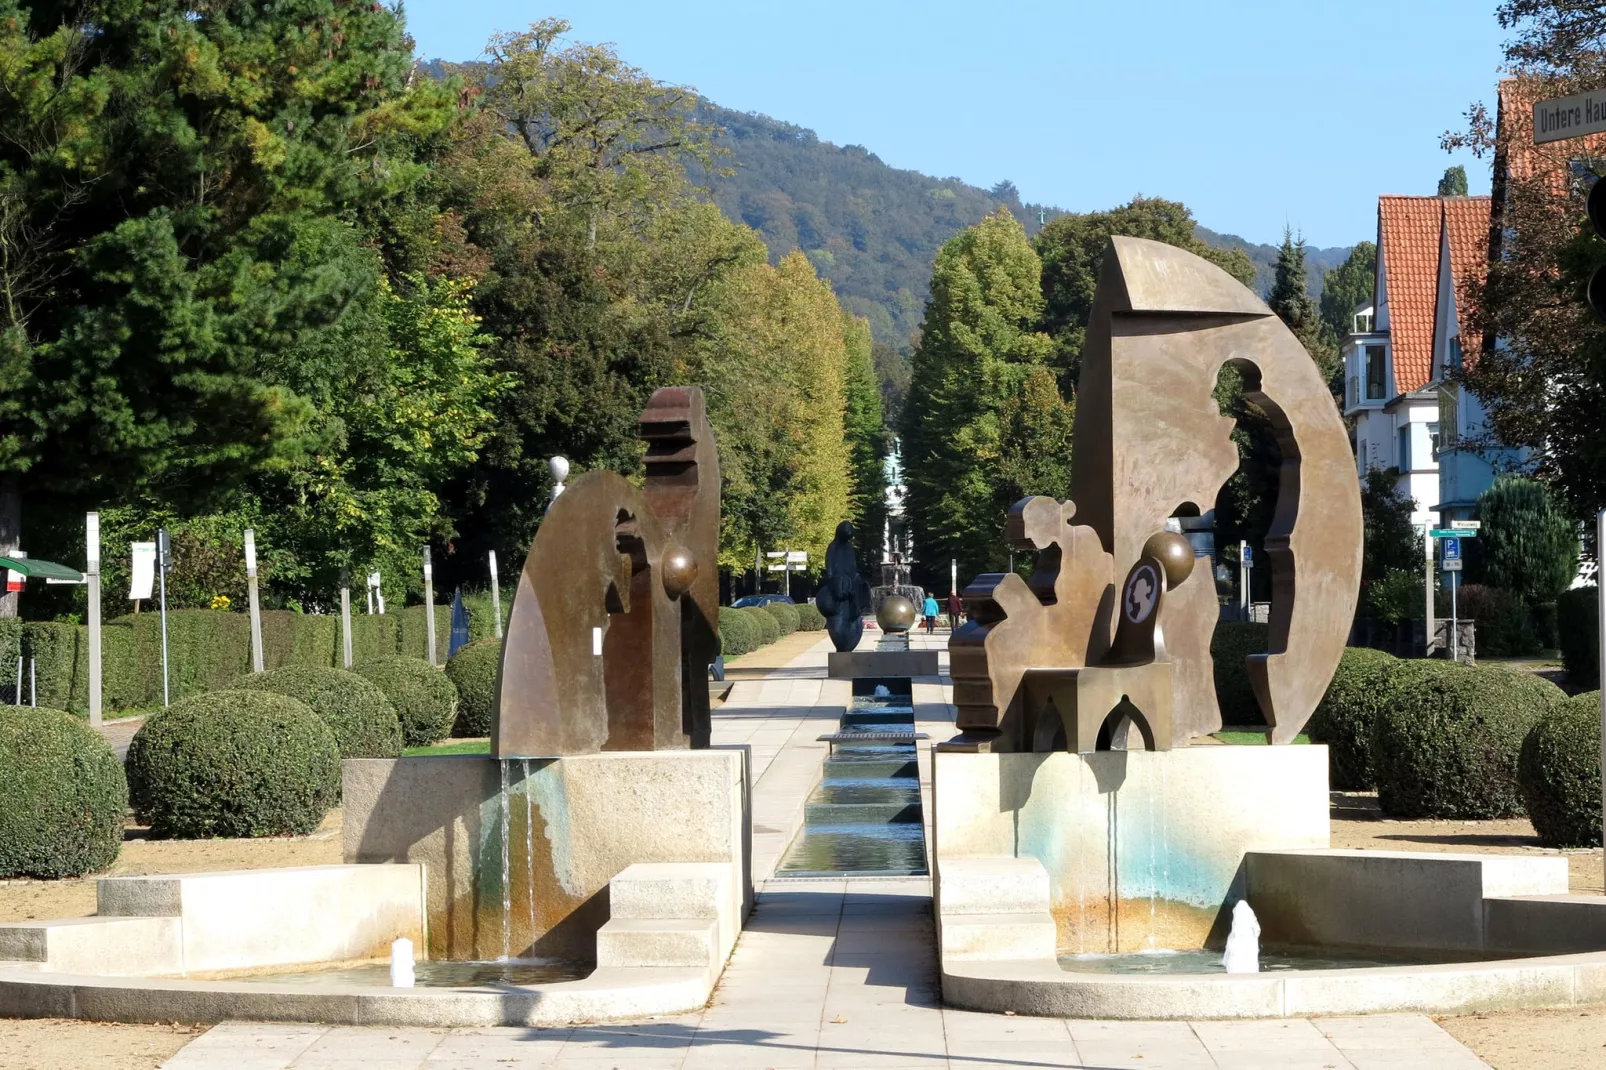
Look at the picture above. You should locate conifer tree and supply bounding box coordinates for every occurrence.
[1268,229,1340,381]
[1438,166,1470,197]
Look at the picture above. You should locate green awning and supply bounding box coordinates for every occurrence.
[0,557,84,582]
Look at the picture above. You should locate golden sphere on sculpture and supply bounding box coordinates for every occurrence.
[1142,530,1196,589]
[660,546,698,599]
[876,595,918,633]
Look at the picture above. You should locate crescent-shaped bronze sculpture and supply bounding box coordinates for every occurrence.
[946,236,1362,751]
[492,386,721,758]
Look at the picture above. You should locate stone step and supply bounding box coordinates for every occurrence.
[822,757,918,780]
[815,779,921,805]
[940,912,1058,961]
[595,917,720,969]
[776,824,930,877]
[608,862,730,921]
[938,856,1051,916]
[842,711,915,729]
[805,801,922,825]
[0,916,181,976]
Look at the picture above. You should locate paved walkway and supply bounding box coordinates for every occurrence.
[160,628,1492,1069]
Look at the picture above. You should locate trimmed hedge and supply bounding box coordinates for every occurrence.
[1558,586,1599,690]
[354,657,458,746]
[127,690,340,838]
[1306,647,1401,790]
[0,707,126,877]
[445,638,501,737]
[1518,691,1603,847]
[796,602,826,631]
[741,606,780,647]
[1211,622,1269,725]
[718,609,761,657]
[763,601,800,636]
[1371,665,1564,819]
[233,666,402,758]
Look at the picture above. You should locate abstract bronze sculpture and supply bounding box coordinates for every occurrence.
[493,387,721,758]
[947,237,1362,753]
[816,521,871,653]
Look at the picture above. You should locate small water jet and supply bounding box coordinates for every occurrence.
[1221,900,1260,974]
[389,937,415,988]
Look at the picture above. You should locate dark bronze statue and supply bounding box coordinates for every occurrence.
[946,237,1362,753]
[816,521,871,652]
[492,387,721,758]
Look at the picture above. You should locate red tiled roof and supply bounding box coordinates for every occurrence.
[1496,77,1606,191]
[1378,196,1443,393]
[1441,197,1491,365]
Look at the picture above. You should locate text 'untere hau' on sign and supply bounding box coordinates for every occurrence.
[1533,91,1606,143]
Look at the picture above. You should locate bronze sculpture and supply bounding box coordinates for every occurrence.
[946,237,1362,753]
[816,521,871,653]
[492,387,721,758]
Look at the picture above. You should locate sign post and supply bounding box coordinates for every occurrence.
[244,529,264,673]
[156,528,172,706]
[765,550,808,597]
[86,513,102,727]
[489,551,503,639]
[339,568,353,669]
[423,547,437,666]
[1239,543,1253,621]
[1441,536,1463,661]
[1423,523,1436,656]
[1598,510,1605,881]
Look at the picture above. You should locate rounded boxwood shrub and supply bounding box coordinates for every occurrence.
[445,638,502,737]
[718,609,760,657]
[1306,648,1401,790]
[355,657,459,747]
[763,600,800,636]
[126,691,339,838]
[796,602,826,631]
[1518,691,1602,847]
[1211,622,1269,725]
[233,666,402,758]
[0,707,127,877]
[740,606,780,647]
[1371,665,1564,819]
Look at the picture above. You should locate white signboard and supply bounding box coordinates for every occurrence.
[1533,91,1606,144]
[128,542,155,600]
[4,550,25,594]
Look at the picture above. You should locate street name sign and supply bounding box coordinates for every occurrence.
[1430,528,1477,539]
[1534,91,1606,143]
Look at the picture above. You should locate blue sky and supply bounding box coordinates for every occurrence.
[405,1,1509,249]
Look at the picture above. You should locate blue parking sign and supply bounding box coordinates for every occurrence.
[1442,537,1461,561]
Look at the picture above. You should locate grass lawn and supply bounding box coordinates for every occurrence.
[1212,728,1311,746]
[402,737,491,756]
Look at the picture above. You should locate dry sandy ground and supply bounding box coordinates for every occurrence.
[0,1019,202,1070]
[1438,1005,1606,1069]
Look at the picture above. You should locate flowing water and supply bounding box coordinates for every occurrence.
[238,959,587,989]
[777,681,929,876]
[497,759,511,962]
[1059,947,1519,976]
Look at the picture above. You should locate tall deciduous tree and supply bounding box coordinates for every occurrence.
[902,209,1067,576]
[842,314,889,573]
[1319,241,1378,342]
[1034,197,1255,390]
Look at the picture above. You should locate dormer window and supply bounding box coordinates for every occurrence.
[1448,336,1463,372]
[1365,345,1387,400]
[1354,311,1374,333]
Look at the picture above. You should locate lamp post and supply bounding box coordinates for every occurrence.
[244,529,264,673]
[86,513,101,727]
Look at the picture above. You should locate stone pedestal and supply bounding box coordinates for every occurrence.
[827,649,939,679]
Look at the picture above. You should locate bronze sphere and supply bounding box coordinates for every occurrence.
[876,594,918,633]
[660,545,698,599]
[1142,530,1196,590]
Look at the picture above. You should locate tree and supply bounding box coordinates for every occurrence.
[1360,467,1424,584]
[1268,228,1340,381]
[1472,476,1579,605]
[901,209,1065,575]
[1440,7,1606,531]
[842,315,889,573]
[1034,197,1256,391]
[1438,165,1470,196]
[1318,241,1378,342]
[0,0,448,614]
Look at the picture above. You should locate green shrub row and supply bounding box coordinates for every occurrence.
[796,602,826,631]
[1306,647,1402,790]
[233,666,402,758]
[127,690,340,838]
[445,638,501,737]
[1558,586,1599,690]
[355,657,459,747]
[763,601,800,636]
[1211,622,1268,725]
[0,707,126,877]
[1518,691,1602,847]
[14,598,506,717]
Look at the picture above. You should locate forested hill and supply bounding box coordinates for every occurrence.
[697,102,1350,345]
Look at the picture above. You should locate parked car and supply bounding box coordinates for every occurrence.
[730,594,795,608]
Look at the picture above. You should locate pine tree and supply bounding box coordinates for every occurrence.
[902,209,1066,577]
[1268,229,1340,381]
[1473,476,1579,605]
[1319,242,1378,341]
[1438,166,1470,197]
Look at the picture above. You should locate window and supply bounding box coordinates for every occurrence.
[1365,345,1387,400]
[1354,312,1374,334]
[1440,393,1459,450]
[1427,422,1441,461]
[1448,336,1463,372]
[1359,438,1368,470]
[1398,426,1411,472]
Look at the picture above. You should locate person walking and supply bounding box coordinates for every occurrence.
[946,590,964,632]
[922,593,939,635]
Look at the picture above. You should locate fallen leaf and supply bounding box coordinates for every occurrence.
[831,1015,847,1024]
